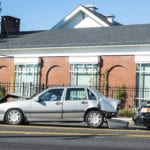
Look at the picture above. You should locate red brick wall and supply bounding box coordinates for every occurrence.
[101,55,136,109]
[41,56,136,88]
[101,55,136,87]
[41,57,70,86]
[0,58,14,83]
[0,56,136,87]
[0,56,137,108]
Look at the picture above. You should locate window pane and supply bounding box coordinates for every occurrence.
[40,89,64,101]
[136,63,150,106]
[65,88,86,100]
[15,64,40,96]
[87,88,97,100]
[71,64,99,86]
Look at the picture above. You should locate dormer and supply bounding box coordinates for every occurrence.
[52,5,121,30]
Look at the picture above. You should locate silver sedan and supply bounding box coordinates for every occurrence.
[0,86,120,128]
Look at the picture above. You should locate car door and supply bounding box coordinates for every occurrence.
[62,87,88,119]
[30,88,64,121]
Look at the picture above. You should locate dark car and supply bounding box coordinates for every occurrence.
[133,101,150,129]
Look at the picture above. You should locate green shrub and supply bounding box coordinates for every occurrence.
[115,86,127,103]
[119,109,136,117]
[0,85,5,98]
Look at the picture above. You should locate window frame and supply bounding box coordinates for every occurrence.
[39,88,64,102]
[65,88,87,101]
[14,64,41,96]
[70,63,100,86]
[136,63,150,106]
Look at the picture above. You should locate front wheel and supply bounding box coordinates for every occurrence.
[85,110,104,128]
[147,126,150,130]
[5,109,24,125]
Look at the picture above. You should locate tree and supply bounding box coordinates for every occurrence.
[115,86,127,108]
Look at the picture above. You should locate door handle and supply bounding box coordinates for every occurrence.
[56,102,62,105]
[81,101,88,104]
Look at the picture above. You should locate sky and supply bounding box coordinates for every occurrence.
[1,0,150,31]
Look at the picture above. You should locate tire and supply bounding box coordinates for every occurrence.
[85,110,104,128]
[5,109,24,125]
[147,126,150,130]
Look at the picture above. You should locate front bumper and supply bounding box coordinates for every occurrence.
[133,114,150,127]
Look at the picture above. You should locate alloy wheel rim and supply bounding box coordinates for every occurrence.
[8,110,21,124]
[88,112,101,126]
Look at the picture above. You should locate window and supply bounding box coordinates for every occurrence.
[87,88,97,100]
[70,64,99,86]
[15,64,40,96]
[136,64,150,106]
[65,88,86,101]
[39,89,64,102]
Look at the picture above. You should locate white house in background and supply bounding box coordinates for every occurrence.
[52,5,121,29]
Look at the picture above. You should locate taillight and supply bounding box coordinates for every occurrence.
[117,104,121,111]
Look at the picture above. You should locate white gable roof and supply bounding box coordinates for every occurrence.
[51,5,119,29]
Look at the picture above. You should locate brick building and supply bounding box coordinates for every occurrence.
[0,5,150,108]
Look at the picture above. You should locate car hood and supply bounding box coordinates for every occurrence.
[100,97,120,112]
[0,94,29,104]
[0,99,32,112]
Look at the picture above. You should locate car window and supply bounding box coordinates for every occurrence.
[65,88,86,101]
[39,88,64,102]
[87,88,97,100]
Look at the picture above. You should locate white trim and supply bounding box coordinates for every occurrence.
[14,57,41,65]
[135,55,150,63]
[69,56,99,64]
[78,6,109,26]
[52,5,109,29]
[1,44,150,58]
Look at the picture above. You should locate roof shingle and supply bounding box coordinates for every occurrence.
[0,24,150,49]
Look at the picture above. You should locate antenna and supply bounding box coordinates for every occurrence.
[0,2,2,13]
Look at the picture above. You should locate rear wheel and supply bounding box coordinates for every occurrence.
[5,109,24,125]
[85,110,104,128]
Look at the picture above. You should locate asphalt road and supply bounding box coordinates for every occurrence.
[0,123,150,150]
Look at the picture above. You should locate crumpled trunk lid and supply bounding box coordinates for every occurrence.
[100,97,120,113]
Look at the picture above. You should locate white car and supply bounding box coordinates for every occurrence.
[0,86,120,128]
